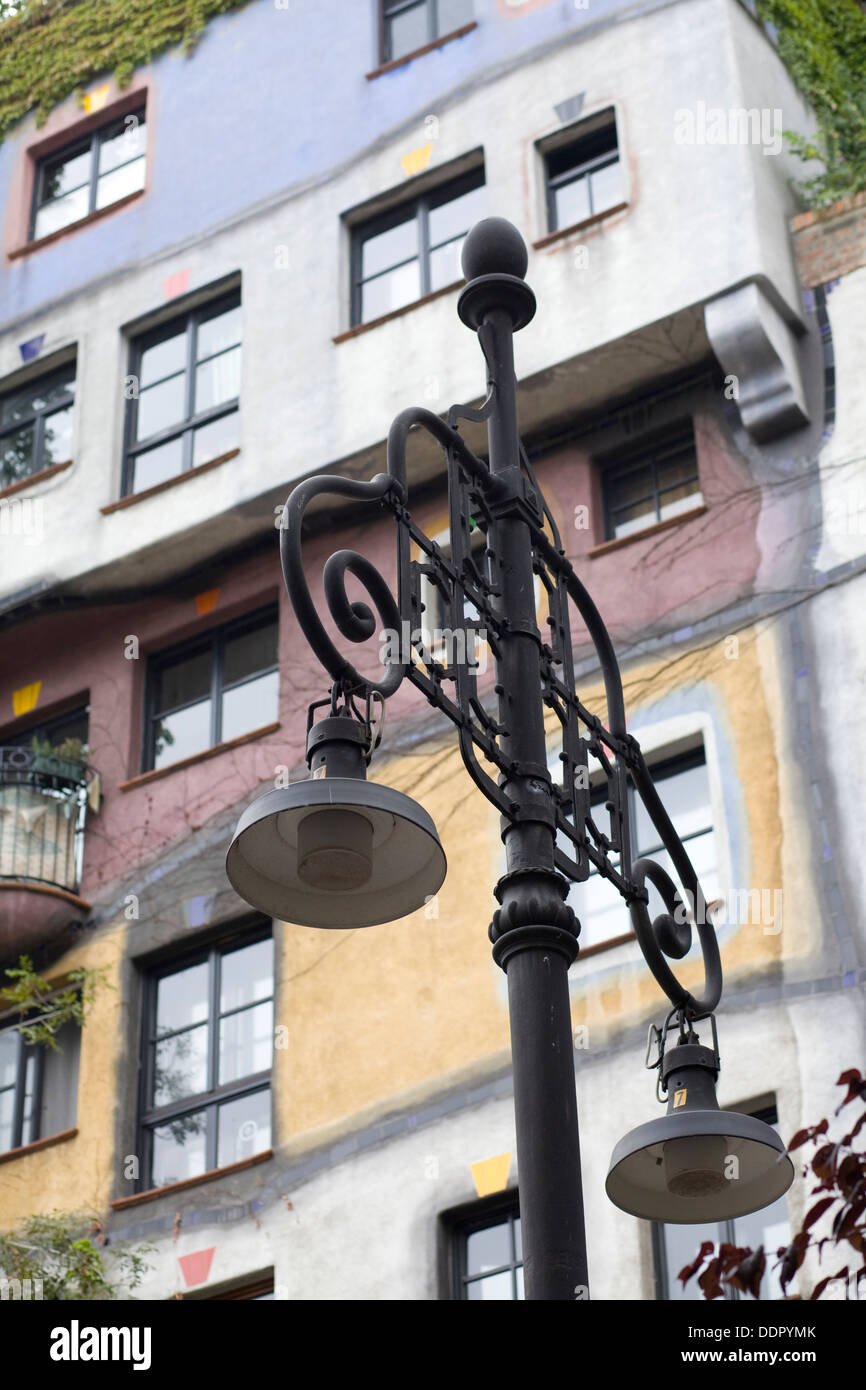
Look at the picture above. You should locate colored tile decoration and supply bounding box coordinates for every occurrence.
[554,93,585,125]
[12,682,41,717]
[470,1151,512,1197]
[19,335,44,362]
[194,588,220,616]
[82,84,110,114]
[163,268,192,301]
[178,1247,215,1287]
[400,144,433,178]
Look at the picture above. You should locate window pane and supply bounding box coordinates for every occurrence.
[608,465,653,510]
[642,833,718,926]
[428,182,485,249]
[156,647,212,714]
[217,1089,271,1168]
[663,1220,725,1300]
[612,496,656,538]
[220,669,279,744]
[221,938,274,1012]
[430,239,465,292]
[361,260,421,323]
[386,4,428,60]
[98,116,146,174]
[659,483,702,522]
[34,185,89,239]
[1,372,75,425]
[195,345,241,413]
[0,1031,17,1089]
[657,452,697,492]
[42,148,91,200]
[467,1221,510,1275]
[153,700,212,768]
[153,1025,208,1107]
[734,1188,790,1299]
[0,1087,14,1153]
[156,961,210,1033]
[553,175,591,231]
[361,217,418,280]
[0,424,35,487]
[151,1110,208,1187]
[132,435,185,492]
[516,1266,525,1299]
[589,158,624,214]
[198,306,241,361]
[224,623,277,688]
[136,373,187,441]
[140,332,187,388]
[95,157,146,210]
[467,1271,513,1300]
[569,870,628,949]
[219,1001,273,1085]
[193,411,239,467]
[514,1217,522,1260]
[42,405,74,465]
[438,0,473,33]
[634,764,711,852]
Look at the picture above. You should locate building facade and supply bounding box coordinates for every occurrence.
[0,0,863,1300]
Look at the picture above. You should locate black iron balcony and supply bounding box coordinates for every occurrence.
[0,746,95,963]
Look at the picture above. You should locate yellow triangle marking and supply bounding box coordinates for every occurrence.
[13,682,41,718]
[82,84,111,114]
[400,143,434,178]
[471,1151,512,1197]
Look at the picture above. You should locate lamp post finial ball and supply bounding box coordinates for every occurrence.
[461,217,529,283]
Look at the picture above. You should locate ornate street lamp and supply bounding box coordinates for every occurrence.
[227,218,792,1299]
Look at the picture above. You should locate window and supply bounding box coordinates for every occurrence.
[441,1191,524,1300]
[31,109,146,241]
[565,746,718,953]
[0,1018,80,1154]
[4,705,89,754]
[420,517,489,665]
[544,113,624,233]
[381,0,473,63]
[124,291,241,496]
[600,421,701,541]
[144,607,278,773]
[139,928,273,1190]
[0,363,75,491]
[654,1107,791,1300]
[351,167,485,326]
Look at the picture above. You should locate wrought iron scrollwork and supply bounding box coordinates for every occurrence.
[278,333,720,1021]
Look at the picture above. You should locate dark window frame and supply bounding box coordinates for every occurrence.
[3,703,89,752]
[350,165,484,327]
[381,0,472,64]
[136,922,274,1192]
[653,1105,786,1301]
[543,112,622,234]
[600,420,701,542]
[439,1188,523,1300]
[0,362,76,489]
[122,288,241,497]
[142,604,278,774]
[29,107,147,242]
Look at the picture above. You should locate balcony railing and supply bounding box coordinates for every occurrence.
[0,746,91,894]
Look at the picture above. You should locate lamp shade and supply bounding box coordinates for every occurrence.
[606,1107,794,1224]
[226,777,446,928]
[606,1036,794,1223]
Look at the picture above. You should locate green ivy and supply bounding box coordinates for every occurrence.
[756,0,866,207]
[0,0,254,146]
[0,954,109,1048]
[0,1210,152,1299]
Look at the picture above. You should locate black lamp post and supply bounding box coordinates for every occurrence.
[227,218,792,1300]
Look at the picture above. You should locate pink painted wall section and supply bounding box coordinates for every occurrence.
[0,417,762,900]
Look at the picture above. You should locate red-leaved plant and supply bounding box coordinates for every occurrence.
[679,1069,866,1300]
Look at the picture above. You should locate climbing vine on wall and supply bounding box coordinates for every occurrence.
[0,0,254,145]
[756,0,866,207]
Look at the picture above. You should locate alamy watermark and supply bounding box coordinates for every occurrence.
[675,888,782,935]
[380,620,488,673]
[674,103,783,156]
